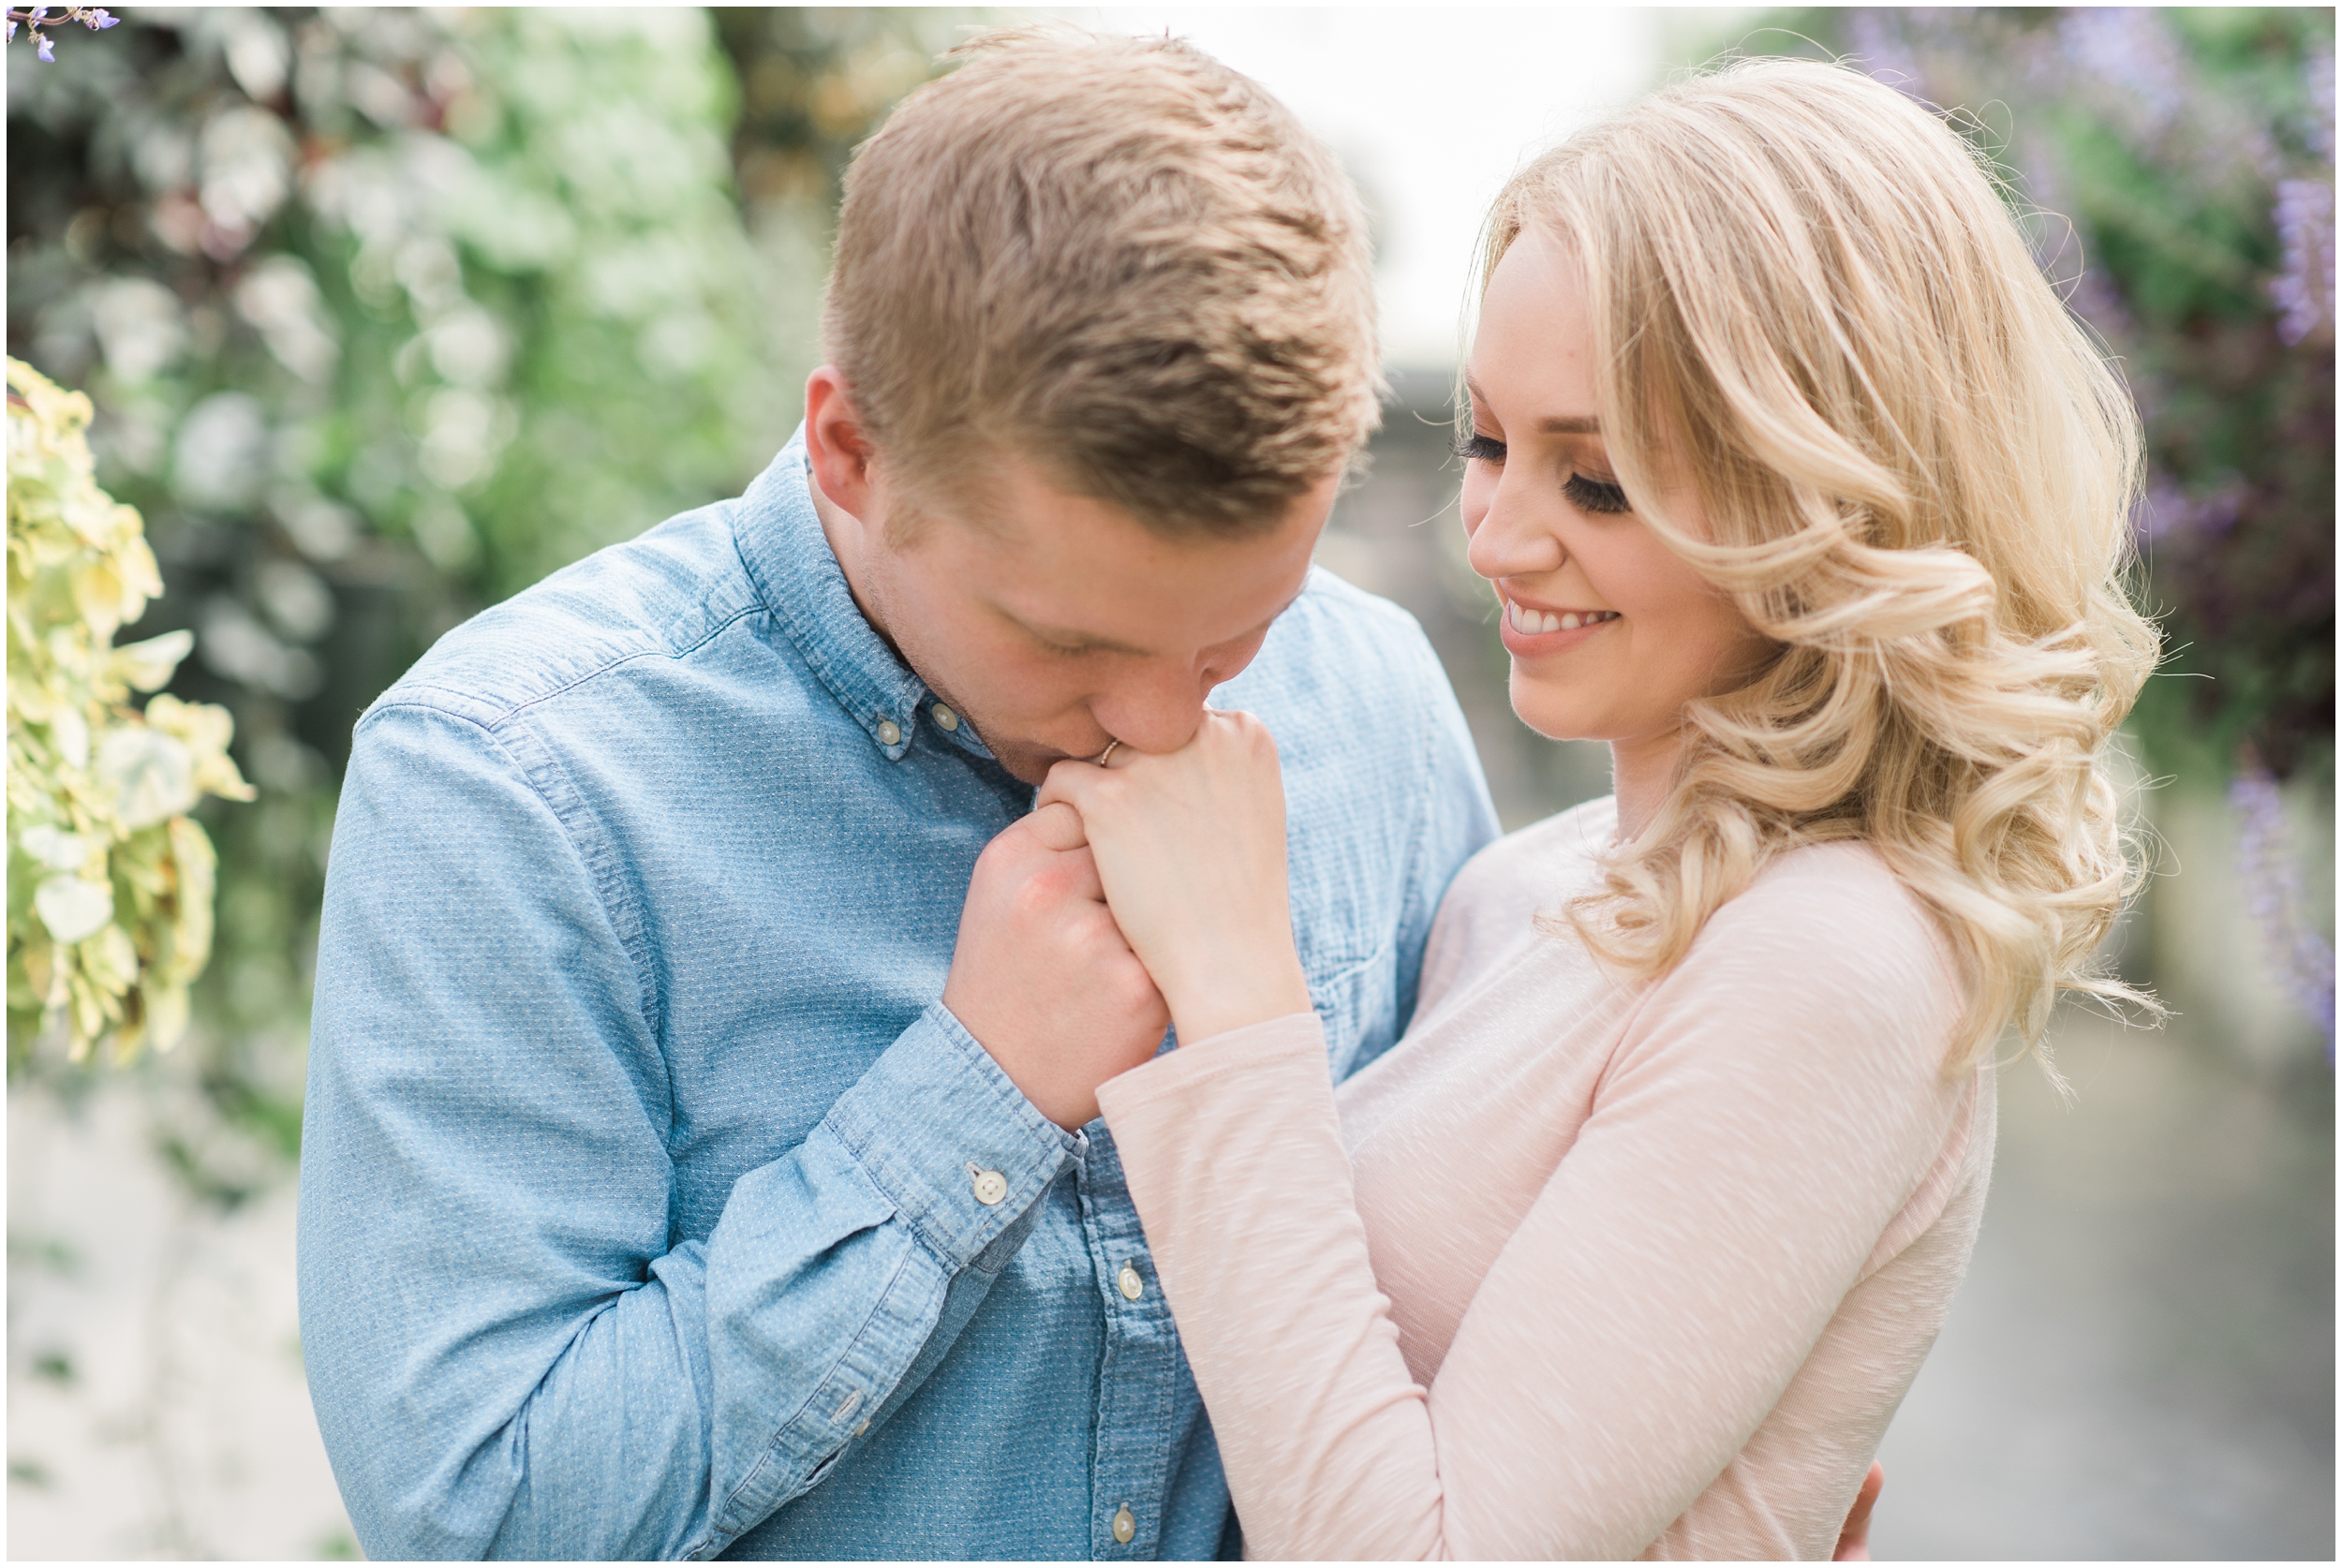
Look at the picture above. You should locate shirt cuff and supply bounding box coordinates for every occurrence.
[821,1000,1078,1270]
[1095,1010,1327,1123]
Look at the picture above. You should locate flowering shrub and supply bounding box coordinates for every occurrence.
[1812,7,2335,781]
[2231,762,2336,1049]
[5,6,117,65]
[5,7,942,1191]
[7,358,252,1065]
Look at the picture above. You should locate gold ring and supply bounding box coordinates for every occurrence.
[1094,739,1120,767]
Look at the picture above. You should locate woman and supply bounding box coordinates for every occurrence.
[1040,59,2156,1560]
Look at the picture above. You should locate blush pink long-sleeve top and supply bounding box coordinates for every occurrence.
[1095,799,1995,1561]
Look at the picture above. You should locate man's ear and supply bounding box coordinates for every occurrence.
[804,366,880,524]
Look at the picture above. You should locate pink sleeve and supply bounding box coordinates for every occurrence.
[1096,875,1964,1560]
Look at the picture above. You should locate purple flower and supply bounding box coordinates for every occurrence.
[7,4,117,55]
[2067,267,2139,344]
[2231,765,2336,1054]
[2269,176,2335,345]
[2059,8,2188,141]
[2131,473,2247,547]
[2307,44,2335,165]
[1846,11,1927,99]
[2130,473,2189,546]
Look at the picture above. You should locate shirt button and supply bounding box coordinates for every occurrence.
[875,718,902,747]
[971,1167,1008,1206]
[1112,1503,1135,1545]
[932,703,959,732]
[1118,1263,1145,1301]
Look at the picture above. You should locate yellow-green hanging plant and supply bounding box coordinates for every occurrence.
[7,357,253,1066]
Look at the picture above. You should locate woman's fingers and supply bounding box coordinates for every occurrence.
[1026,798,1089,852]
[1831,1461,1884,1561]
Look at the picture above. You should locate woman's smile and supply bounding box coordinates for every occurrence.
[1499,593,1620,652]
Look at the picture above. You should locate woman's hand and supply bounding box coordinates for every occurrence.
[1037,711,1313,1046]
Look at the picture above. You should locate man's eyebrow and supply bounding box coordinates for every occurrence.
[1010,614,1151,657]
[1460,376,1600,436]
[1004,588,1307,656]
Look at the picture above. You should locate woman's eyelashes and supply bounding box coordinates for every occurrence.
[1564,472,1632,514]
[1455,429,1633,515]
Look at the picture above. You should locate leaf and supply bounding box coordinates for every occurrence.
[34,876,113,944]
[95,725,198,830]
[81,923,138,994]
[144,982,190,1053]
[17,824,93,872]
[49,707,88,772]
[69,560,123,641]
[111,629,195,692]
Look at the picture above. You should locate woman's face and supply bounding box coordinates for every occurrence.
[1460,229,1773,757]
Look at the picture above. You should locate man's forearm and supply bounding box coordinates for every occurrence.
[304,1006,1073,1560]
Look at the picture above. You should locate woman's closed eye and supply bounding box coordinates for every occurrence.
[1564,472,1631,514]
[1456,430,1507,466]
[1454,430,1632,514]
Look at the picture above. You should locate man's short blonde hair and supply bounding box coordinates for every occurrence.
[820,24,1382,537]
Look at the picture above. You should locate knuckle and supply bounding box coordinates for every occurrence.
[977,827,1032,871]
[1010,870,1066,922]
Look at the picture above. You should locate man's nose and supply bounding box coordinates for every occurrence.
[1089,660,1220,754]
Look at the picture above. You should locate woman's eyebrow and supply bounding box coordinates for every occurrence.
[1460,377,1600,436]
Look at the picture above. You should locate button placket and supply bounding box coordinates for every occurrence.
[1075,1125,1179,1557]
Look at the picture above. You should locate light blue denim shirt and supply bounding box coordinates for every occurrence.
[298,431,1498,1561]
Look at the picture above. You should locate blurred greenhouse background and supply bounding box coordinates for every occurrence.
[7,7,2332,1560]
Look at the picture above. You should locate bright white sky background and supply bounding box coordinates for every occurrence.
[1051,7,1666,369]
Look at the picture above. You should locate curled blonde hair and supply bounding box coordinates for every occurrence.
[1485,58,2160,1072]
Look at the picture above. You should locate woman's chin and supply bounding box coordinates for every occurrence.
[1505,686,1602,746]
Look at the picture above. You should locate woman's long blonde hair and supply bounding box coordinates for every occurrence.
[1483,58,2160,1072]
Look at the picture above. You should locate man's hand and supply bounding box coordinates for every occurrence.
[942,803,1172,1130]
[1833,1460,1884,1561]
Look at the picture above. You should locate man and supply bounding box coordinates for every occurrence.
[300,26,1494,1561]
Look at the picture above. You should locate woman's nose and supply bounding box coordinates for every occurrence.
[1465,489,1566,584]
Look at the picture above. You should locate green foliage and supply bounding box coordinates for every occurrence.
[7,357,252,1067]
[716,7,969,219]
[5,7,788,1190]
[6,7,964,1191]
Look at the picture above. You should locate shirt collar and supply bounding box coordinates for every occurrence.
[734,427,993,763]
